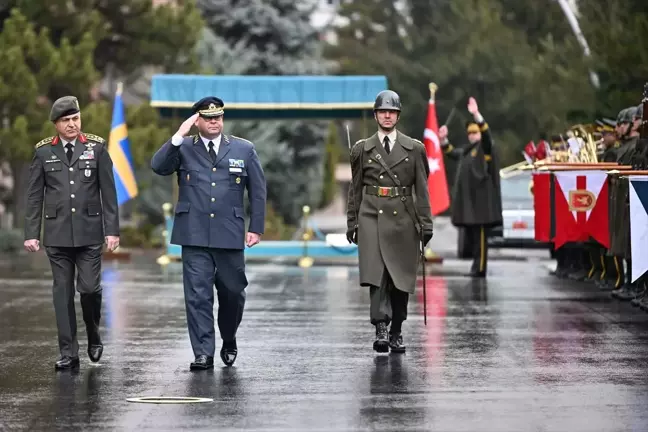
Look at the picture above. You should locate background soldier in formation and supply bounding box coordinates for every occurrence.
[23,96,120,371]
[439,97,502,278]
[346,90,434,354]
[609,106,640,300]
[151,96,266,370]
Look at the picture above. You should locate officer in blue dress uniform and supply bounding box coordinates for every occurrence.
[151,97,267,369]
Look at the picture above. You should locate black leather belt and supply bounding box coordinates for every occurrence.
[364,185,412,197]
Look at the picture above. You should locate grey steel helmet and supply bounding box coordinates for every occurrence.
[616,108,627,124]
[635,103,643,120]
[373,90,401,111]
[623,106,638,123]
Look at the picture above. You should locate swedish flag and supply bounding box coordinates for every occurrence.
[108,83,138,206]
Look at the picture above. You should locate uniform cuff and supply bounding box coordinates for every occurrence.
[171,134,184,146]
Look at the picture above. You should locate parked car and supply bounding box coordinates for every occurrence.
[457,169,551,258]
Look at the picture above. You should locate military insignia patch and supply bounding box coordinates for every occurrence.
[84,169,91,177]
[236,177,241,184]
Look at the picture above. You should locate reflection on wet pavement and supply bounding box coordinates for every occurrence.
[1,256,648,431]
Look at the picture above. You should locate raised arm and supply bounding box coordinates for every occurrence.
[151,114,198,176]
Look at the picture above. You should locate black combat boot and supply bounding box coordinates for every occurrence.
[81,293,103,362]
[373,322,389,353]
[388,331,406,353]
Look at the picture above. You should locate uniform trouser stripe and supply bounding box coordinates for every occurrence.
[614,257,621,288]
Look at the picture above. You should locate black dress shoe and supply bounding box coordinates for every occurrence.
[220,340,238,367]
[190,355,214,371]
[55,356,80,370]
[88,344,103,363]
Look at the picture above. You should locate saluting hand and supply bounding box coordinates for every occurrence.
[176,113,200,137]
[105,236,120,252]
[467,97,479,116]
[24,239,40,252]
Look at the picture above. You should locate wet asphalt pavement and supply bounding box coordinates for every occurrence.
[2,254,648,431]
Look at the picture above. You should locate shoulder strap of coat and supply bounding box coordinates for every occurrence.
[370,148,421,234]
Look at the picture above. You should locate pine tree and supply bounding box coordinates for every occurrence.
[1,0,204,83]
[196,0,333,225]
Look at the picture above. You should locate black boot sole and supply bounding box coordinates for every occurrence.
[373,340,389,353]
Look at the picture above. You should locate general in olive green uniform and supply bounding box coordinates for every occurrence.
[346,90,433,354]
[23,96,120,370]
[440,99,502,277]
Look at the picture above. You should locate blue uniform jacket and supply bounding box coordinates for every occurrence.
[151,134,266,249]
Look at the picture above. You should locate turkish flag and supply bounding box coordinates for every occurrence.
[552,171,609,249]
[423,96,450,215]
[533,172,551,242]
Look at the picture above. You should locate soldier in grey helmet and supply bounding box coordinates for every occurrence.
[346,89,434,354]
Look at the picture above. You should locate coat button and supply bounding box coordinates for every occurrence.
[379,210,383,214]
[393,210,397,215]
[405,158,409,161]
[212,168,216,172]
[210,213,214,218]
[69,167,73,172]
[394,174,398,177]
[71,208,76,212]
[70,180,74,184]
[211,182,216,186]
[71,194,75,198]
[379,175,383,179]
[211,198,215,202]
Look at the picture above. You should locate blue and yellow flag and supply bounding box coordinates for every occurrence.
[108,83,138,206]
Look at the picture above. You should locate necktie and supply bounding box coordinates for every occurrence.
[383,136,391,154]
[65,143,73,163]
[208,141,217,163]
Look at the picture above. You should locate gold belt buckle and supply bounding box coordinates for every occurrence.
[378,187,391,197]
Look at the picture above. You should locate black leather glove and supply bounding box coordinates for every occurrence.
[422,230,433,246]
[346,226,358,244]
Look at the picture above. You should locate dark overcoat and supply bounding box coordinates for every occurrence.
[609,136,637,258]
[442,121,502,228]
[346,131,434,294]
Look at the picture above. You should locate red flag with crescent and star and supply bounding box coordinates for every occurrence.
[552,170,609,249]
[423,84,450,215]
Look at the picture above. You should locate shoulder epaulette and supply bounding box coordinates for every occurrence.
[354,139,365,145]
[83,133,105,144]
[230,135,253,144]
[35,136,54,149]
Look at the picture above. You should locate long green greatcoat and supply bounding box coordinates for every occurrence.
[346,131,434,294]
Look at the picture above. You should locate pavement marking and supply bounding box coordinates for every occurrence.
[126,396,213,404]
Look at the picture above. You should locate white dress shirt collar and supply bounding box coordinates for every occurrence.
[60,136,77,147]
[200,134,221,153]
[377,129,397,147]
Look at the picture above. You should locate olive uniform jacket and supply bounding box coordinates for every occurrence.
[346,131,433,294]
[24,133,119,247]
